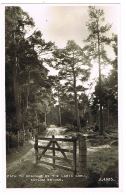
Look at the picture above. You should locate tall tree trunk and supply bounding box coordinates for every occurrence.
[97,28,104,135]
[107,100,110,126]
[44,112,47,125]
[22,71,31,132]
[35,111,39,126]
[74,90,81,131]
[72,52,81,132]
[35,111,39,133]
[13,56,21,131]
[82,96,85,118]
[58,104,62,126]
[56,77,62,126]
[58,92,62,126]
[103,105,105,130]
[26,71,30,110]
[83,103,85,118]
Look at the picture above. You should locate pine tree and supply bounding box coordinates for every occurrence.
[53,40,90,131]
[84,6,112,134]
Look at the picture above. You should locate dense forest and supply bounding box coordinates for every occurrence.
[5,6,118,137]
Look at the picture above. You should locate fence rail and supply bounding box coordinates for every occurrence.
[36,136,77,142]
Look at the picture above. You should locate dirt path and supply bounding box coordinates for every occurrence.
[7,126,118,188]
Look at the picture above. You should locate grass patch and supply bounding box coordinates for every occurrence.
[6,141,33,164]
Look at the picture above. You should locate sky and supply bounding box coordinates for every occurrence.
[19,4,120,95]
[20,4,120,48]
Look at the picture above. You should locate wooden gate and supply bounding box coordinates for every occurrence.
[34,135,78,175]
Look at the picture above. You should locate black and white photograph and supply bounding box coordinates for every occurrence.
[1,1,123,190]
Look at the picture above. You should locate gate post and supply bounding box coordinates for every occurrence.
[35,134,38,164]
[73,139,77,176]
[52,135,55,169]
[79,135,87,174]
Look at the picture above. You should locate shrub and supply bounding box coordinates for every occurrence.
[6,131,25,149]
[6,131,18,148]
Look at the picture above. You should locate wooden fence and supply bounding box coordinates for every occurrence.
[34,135,78,175]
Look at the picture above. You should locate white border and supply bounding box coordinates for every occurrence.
[0,0,126,195]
